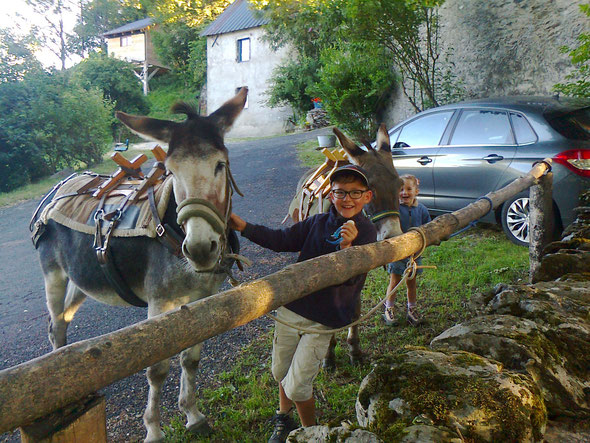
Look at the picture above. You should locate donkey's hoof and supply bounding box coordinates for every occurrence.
[187,420,213,436]
[349,352,365,366]
[322,358,336,372]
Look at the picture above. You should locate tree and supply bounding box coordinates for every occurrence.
[0,28,43,82]
[26,0,75,69]
[346,0,447,112]
[553,3,590,98]
[150,20,207,90]
[141,0,232,27]
[70,52,150,116]
[308,42,397,141]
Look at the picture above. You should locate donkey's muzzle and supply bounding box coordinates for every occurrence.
[176,198,226,270]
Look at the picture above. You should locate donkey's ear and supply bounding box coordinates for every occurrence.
[116,112,177,143]
[207,87,248,134]
[375,123,391,153]
[333,127,366,159]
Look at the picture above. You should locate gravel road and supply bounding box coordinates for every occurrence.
[0,128,331,442]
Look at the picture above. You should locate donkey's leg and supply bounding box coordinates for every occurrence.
[179,343,211,436]
[143,359,170,443]
[347,297,364,365]
[44,269,69,350]
[347,325,364,366]
[322,334,337,371]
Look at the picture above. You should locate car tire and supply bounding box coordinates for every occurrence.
[501,195,562,247]
[501,195,530,246]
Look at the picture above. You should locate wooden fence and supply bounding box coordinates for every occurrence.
[0,160,553,435]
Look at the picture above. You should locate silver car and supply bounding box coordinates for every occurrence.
[388,96,590,245]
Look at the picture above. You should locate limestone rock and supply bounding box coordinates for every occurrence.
[356,349,546,442]
[430,313,590,417]
[400,425,462,442]
[287,425,382,442]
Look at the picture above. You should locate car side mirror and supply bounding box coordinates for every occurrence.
[394,141,410,149]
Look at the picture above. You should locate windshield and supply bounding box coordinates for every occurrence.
[546,107,590,140]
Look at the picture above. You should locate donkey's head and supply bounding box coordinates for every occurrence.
[333,124,403,240]
[116,88,248,271]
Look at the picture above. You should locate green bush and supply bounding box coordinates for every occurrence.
[0,69,114,192]
[308,42,397,141]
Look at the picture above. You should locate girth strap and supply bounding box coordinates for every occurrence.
[98,249,147,308]
[94,191,147,308]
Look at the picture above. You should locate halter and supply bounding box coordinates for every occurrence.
[174,163,248,275]
[370,210,400,223]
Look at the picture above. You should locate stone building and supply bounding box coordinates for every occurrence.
[201,0,293,137]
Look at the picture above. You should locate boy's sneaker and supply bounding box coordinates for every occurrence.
[406,306,422,326]
[268,411,297,443]
[382,306,398,325]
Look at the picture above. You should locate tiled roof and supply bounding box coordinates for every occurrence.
[103,18,154,37]
[201,0,268,37]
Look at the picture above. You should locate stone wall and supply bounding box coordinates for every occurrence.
[385,0,589,126]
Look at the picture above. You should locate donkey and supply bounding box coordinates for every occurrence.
[289,124,403,369]
[34,88,248,442]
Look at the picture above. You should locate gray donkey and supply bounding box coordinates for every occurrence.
[289,124,403,368]
[33,88,248,442]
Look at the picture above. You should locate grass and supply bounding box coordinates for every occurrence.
[162,140,530,442]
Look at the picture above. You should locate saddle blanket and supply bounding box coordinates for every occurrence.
[38,173,174,238]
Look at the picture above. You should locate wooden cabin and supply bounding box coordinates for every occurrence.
[103,18,168,95]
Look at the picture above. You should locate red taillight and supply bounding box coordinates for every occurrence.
[553,149,590,178]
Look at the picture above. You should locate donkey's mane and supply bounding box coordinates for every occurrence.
[171,101,199,119]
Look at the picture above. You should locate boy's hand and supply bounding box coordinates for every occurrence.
[229,213,247,232]
[339,220,357,249]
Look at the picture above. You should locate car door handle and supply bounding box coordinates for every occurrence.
[483,154,504,163]
[417,156,433,165]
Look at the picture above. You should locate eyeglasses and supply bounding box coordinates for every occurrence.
[331,189,369,200]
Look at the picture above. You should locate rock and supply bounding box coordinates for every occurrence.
[430,313,590,417]
[532,249,590,282]
[287,425,382,442]
[400,424,462,442]
[356,349,546,442]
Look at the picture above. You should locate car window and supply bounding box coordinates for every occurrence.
[510,112,537,144]
[389,128,400,145]
[450,109,515,145]
[546,107,590,141]
[396,111,454,147]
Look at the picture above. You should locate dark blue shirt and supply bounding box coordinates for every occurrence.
[241,206,377,327]
[399,202,431,232]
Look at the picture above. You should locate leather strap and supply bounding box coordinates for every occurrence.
[148,186,183,256]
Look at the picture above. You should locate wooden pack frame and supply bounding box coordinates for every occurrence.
[296,147,350,222]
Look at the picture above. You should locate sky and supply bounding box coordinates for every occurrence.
[0,0,79,68]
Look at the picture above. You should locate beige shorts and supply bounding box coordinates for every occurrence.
[271,307,333,402]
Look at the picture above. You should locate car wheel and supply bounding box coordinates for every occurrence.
[501,196,530,246]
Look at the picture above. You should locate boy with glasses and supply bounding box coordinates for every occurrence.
[229,164,377,442]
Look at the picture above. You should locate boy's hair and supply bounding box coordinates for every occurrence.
[400,174,419,188]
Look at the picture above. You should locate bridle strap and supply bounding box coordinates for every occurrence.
[370,210,400,223]
[176,198,227,235]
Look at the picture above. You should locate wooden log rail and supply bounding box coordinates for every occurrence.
[0,160,552,434]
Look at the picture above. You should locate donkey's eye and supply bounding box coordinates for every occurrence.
[215,161,226,175]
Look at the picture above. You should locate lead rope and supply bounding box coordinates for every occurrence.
[265,226,435,334]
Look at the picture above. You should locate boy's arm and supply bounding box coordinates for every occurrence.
[230,213,309,252]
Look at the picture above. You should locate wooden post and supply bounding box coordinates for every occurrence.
[20,394,106,443]
[529,171,554,283]
[0,160,552,434]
